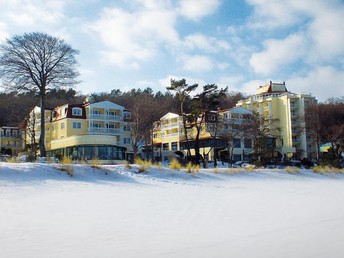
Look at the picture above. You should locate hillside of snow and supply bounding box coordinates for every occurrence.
[1,162,344,258]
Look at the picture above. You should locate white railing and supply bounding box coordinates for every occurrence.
[88,128,122,134]
[162,133,179,138]
[161,122,179,128]
[89,114,121,121]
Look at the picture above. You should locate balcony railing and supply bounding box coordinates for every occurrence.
[89,114,121,121]
[88,127,122,135]
[162,133,179,138]
[161,122,179,128]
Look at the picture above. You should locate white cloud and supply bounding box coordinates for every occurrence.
[3,0,66,27]
[182,55,214,73]
[178,0,220,21]
[86,4,179,69]
[217,75,245,92]
[246,0,344,65]
[184,33,230,53]
[307,7,344,62]
[159,74,206,94]
[246,0,304,29]
[249,34,306,75]
[241,80,269,96]
[287,66,344,102]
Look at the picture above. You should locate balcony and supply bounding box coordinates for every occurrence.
[89,114,121,121]
[162,132,179,138]
[88,127,122,135]
[161,122,179,128]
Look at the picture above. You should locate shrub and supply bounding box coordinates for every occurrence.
[57,164,74,177]
[125,161,132,169]
[91,159,102,169]
[169,158,181,170]
[61,156,72,164]
[331,167,344,173]
[135,158,151,173]
[155,162,163,170]
[285,166,300,173]
[186,162,200,174]
[6,157,19,163]
[313,166,330,174]
[245,165,254,172]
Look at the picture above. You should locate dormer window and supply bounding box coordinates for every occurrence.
[72,107,82,116]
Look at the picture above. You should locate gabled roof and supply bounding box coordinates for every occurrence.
[86,100,125,110]
[161,112,180,120]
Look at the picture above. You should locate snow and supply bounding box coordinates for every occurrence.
[1,162,344,258]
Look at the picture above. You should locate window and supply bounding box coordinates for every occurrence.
[233,154,241,161]
[233,138,241,148]
[163,143,169,151]
[123,124,130,131]
[64,108,68,115]
[61,122,65,129]
[72,121,81,129]
[244,139,252,149]
[124,138,131,144]
[123,112,131,119]
[72,108,82,116]
[171,142,178,150]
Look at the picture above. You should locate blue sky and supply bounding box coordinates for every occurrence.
[0,0,343,102]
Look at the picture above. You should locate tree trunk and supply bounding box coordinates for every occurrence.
[39,91,46,157]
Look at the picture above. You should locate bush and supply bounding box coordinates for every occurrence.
[61,156,72,164]
[91,159,102,169]
[57,164,74,177]
[285,166,300,173]
[313,166,331,174]
[135,158,151,173]
[186,162,200,174]
[6,157,19,163]
[169,158,181,170]
[155,162,163,170]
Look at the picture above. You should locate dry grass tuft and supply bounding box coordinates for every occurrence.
[57,164,74,177]
[186,162,200,174]
[285,166,300,173]
[135,158,151,173]
[169,158,181,170]
[91,159,102,169]
[61,156,72,164]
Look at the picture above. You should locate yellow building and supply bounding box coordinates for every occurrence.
[152,107,254,163]
[236,81,317,159]
[26,101,132,162]
[0,126,23,156]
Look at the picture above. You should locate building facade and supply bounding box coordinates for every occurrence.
[152,107,254,163]
[236,81,317,159]
[0,126,23,156]
[26,100,132,162]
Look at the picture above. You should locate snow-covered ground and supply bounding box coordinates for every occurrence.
[1,162,344,258]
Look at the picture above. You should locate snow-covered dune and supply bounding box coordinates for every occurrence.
[1,162,344,258]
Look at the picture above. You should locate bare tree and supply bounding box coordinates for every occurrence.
[0,32,79,157]
[245,113,281,165]
[217,113,246,167]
